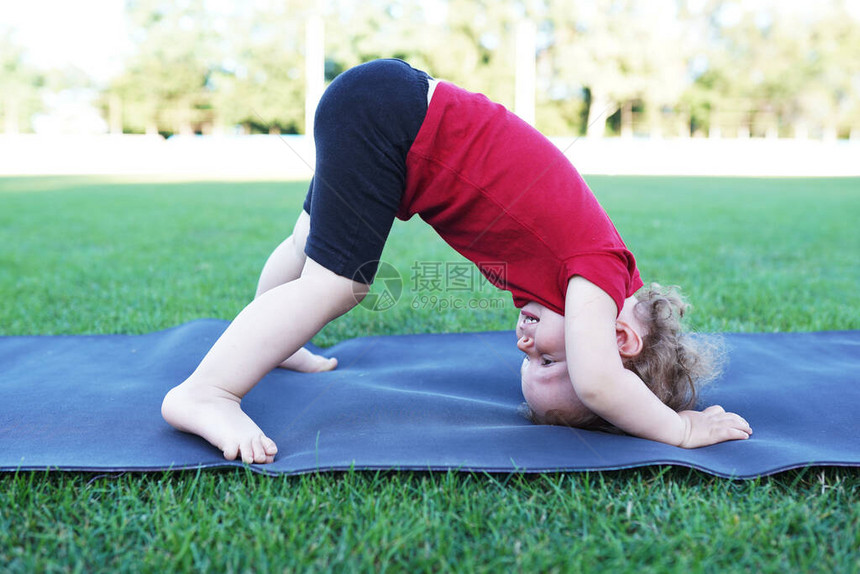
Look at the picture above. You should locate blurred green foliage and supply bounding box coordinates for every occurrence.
[1,0,859,138]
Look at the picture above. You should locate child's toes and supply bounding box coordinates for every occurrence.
[320,357,337,371]
[249,435,277,464]
[305,354,337,372]
[262,436,278,456]
[222,443,240,461]
[252,440,267,464]
[234,439,255,464]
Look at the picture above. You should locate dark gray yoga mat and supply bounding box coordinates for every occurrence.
[1,320,858,478]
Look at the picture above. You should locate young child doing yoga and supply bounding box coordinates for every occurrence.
[162,59,752,464]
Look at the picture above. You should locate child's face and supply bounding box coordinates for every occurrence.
[516,302,593,425]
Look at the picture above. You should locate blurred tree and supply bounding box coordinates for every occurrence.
[419,0,520,108]
[684,0,860,139]
[695,3,816,137]
[97,0,859,139]
[542,0,688,137]
[800,3,860,139]
[0,29,45,134]
[207,0,310,134]
[108,0,312,135]
[323,0,537,111]
[107,0,215,135]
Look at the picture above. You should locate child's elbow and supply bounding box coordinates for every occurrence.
[569,359,633,408]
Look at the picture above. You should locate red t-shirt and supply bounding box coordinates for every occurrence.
[397,81,642,315]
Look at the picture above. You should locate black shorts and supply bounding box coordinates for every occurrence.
[302,59,431,283]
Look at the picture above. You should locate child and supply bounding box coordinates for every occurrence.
[162,59,751,464]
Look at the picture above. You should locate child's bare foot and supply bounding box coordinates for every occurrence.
[278,347,338,372]
[161,382,278,464]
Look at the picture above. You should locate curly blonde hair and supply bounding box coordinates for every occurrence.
[520,283,726,432]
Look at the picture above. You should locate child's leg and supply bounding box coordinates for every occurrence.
[164,60,430,464]
[161,258,368,464]
[254,210,336,372]
[255,210,310,297]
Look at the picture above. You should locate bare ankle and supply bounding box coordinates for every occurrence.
[161,382,277,464]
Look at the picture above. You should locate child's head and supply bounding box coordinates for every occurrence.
[518,283,725,431]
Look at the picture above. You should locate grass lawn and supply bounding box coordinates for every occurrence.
[1,175,858,572]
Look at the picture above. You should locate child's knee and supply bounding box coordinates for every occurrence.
[291,211,310,256]
[301,258,368,315]
[352,282,370,304]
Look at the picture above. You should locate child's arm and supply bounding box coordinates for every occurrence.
[564,276,751,448]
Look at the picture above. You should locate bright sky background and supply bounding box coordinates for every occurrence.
[0,0,129,84]
[2,0,859,87]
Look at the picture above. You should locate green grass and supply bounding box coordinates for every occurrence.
[1,175,859,572]
[2,468,857,572]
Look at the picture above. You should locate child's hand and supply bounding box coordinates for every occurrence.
[677,405,752,448]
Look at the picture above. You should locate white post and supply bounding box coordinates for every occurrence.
[515,20,536,126]
[109,93,123,135]
[709,106,721,139]
[305,15,325,139]
[4,96,19,135]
